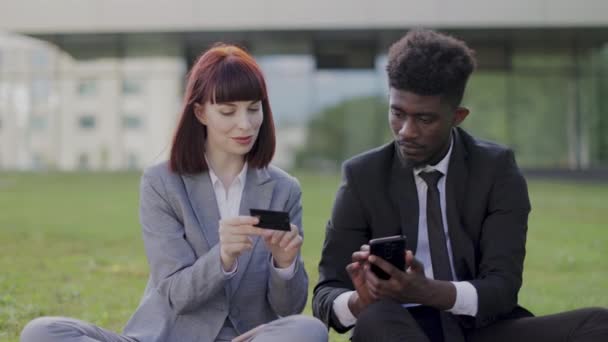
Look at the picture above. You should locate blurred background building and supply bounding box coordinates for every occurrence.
[0,0,607,171]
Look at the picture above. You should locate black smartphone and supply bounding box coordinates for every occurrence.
[249,209,291,231]
[369,235,407,280]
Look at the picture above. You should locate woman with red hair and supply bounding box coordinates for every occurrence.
[21,44,327,342]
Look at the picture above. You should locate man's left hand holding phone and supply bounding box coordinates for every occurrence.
[347,235,417,316]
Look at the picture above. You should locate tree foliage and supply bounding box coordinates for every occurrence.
[295,96,391,169]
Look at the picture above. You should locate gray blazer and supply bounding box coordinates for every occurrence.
[122,162,308,342]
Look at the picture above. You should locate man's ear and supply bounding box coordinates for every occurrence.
[452,107,469,126]
[193,103,207,125]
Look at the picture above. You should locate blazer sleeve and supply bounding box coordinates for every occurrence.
[139,170,228,315]
[468,149,531,327]
[267,177,309,317]
[312,162,371,333]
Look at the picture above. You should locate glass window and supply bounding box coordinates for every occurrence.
[30,50,50,69]
[127,153,139,170]
[77,79,97,97]
[256,55,314,125]
[32,79,51,104]
[123,114,142,129]
[0,83,8,110]
[32,153,44,169]
[122,79,144,95]
[78,153,89,170]
[595,45,608,165]
[315,41,375,70]
[124,33,182,58]
[509,73,571,167]
[30,115,47,131]
[78,115,96,129]
[474,46,509,71]
[512,46,574,70]
[62,34,120,60]
[461,71,509,144]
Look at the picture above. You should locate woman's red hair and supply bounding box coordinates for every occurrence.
[170,44,276,174]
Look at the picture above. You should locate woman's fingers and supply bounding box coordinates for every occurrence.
[221,216,259,226]
[220,234,254,244]
[223,241,253,255]
[278,226,297,248]
[284,234,303,251]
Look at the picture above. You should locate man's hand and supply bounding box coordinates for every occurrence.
[346,245,377,317]
[219,216,268,272]
[365,250,456,310]
[263,224,302,268]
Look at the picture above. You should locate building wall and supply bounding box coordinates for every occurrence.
[1,27,608,171]
[0,34,62,170]
[0,33,184,171]
[1,0,607,34]
[57,57,184,171]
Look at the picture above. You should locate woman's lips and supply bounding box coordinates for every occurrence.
[233,136,253,145]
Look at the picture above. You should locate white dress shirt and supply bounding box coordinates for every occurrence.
[332,139,478,327]
[207,160,295,278]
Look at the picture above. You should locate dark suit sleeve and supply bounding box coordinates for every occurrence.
[468,149,531,327]
[312,162,371,333]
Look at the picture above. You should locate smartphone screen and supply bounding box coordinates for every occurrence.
[249,208,291,231]
[369,235,407,280]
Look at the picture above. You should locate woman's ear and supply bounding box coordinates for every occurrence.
[193,103,207,125]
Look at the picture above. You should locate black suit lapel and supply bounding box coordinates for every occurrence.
[388,144,420,254]
[445,128,475,279]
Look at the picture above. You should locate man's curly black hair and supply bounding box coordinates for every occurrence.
[387,29,476,108]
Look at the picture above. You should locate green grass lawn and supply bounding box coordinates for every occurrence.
[0,171,607,341]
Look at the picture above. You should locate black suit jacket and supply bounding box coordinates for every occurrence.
[312,127,533,335]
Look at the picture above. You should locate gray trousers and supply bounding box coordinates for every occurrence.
[21,314,328,342]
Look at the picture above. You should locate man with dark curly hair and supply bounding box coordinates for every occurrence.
[312,29,608,342]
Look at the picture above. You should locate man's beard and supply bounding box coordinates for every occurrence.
[395,143,427,169]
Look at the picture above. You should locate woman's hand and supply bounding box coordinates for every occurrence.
[219,216,267,272]
[263,224,303,268]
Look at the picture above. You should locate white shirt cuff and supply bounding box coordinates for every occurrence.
[332,291,357,327]
[271,257,297,280]
[222,259,238,278]
[447,281,478,316]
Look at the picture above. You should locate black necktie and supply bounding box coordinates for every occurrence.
[419,170,453,281]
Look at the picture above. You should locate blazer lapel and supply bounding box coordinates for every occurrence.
[388,144,420,254]
[182,172,221,255]
[230,167,275,295]
[445,128,475,279]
